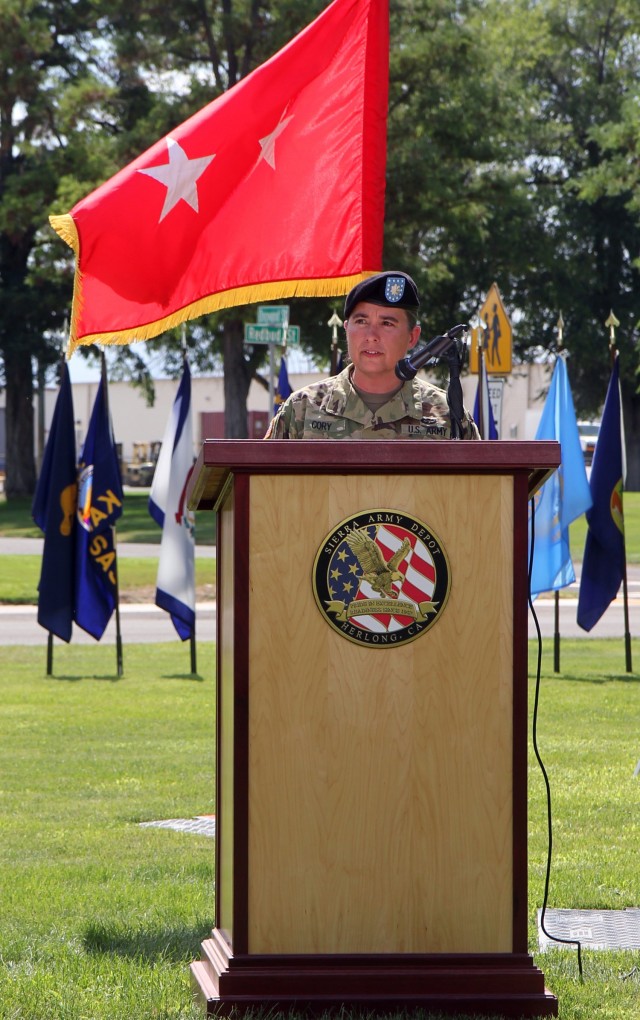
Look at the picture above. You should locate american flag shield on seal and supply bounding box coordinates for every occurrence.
[313,509,451,647]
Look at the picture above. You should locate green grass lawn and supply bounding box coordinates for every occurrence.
[0,639,639,1019]
[0,490,637,605]
[1,489,637,560]
[0,642,216,1020]
[0,554,216,604]
[0,490,216,544]
[0,490,217,603]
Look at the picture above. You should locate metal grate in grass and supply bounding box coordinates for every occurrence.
[539,908,640,951]
[139,815,216,837]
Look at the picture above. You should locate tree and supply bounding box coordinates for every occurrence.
[386,0,640,486]
[4,0,640,492]
[384,0,539,335]
[1,1,331,494]
[0,2,96,497]
[478,0,640,486]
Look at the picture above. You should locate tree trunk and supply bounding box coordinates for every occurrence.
[222,318,253,438]
[4,346,36,499]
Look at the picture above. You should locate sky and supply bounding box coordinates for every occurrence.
[64,341,320,385]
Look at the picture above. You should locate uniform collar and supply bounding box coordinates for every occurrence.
[320,366,424,423]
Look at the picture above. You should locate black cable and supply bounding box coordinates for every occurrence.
[528,496,584,978]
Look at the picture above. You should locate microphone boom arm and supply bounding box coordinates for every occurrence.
[395,323,468,381]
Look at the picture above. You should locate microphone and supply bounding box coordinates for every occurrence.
[395,323,468,381]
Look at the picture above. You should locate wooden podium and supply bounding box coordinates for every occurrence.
[186,440,560,1018]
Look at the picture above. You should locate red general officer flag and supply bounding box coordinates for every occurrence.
[50,0,389,354]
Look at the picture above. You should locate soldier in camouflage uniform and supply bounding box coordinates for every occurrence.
[265,270,479,441]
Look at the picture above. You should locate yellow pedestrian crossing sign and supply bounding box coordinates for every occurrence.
[469,282,512,374]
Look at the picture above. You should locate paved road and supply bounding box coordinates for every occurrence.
[528,584,640,640]
[0,537,216,646]
[1,539,638,646]
[0,537,215,557]
[0,601,217,647]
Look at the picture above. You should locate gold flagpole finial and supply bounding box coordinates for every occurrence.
[328,310,342,374]
[328,310,342,342]
[605,310,620,363]
[605,309,620,344]
[556,312,564,346]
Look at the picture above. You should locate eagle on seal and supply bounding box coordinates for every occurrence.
[345,529,410,598]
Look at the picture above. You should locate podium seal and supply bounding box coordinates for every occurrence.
[312,509,451,647]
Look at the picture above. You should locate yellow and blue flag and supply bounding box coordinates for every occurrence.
[31,363,77,642]
[273,356,292,414]
[530,356,592,595]
[75,368,124,639]
[577,354,625,631]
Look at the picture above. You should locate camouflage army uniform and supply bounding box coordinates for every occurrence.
[265,366,480,440]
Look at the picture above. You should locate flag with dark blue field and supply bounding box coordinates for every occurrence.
[577,354,625,631]
[274,356,292,414]
[75,369,124,639]
[31,363,77,642]
[530,356,592,595]
[472,351,498,439]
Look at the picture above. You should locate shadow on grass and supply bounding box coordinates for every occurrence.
[83,919,211,963]
[549,671,640,685]
[46,673,123,683]
[45,672,205,683]
[161,672,206,682]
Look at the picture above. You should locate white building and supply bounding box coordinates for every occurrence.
[0,361,553,480]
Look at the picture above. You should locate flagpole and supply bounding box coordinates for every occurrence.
[190,626,197,674]
[269,342,276,412]
[113,525,124,677]
[553,317,565,673]
[179,333,198,677]
[605,312,632,673]
[100,351,124,677]
[622,565,633,673]
[479,346,488,439]
[553,592,561,672]
[329,310,342,375]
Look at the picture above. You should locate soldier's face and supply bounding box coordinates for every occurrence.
[345,302,420,392]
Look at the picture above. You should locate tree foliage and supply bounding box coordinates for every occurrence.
[1,0,640,495]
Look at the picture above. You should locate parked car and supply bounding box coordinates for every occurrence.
[577,421,600,464]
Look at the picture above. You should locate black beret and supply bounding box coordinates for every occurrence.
[344,271,420,319]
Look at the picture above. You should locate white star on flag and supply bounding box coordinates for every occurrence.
[259,113,294,170]
[138,137,216,221]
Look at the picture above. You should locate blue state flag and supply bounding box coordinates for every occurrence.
[75,368,124,639]
[273,356,293,414]
[472,352,498,439]
[31,363,77,642]
[149,361,195,640]
[577,354,625,631]
[530,356,592,595]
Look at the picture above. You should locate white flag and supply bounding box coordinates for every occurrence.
[149,361,195,639]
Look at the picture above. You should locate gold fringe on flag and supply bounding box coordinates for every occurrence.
[50,213,372,357]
